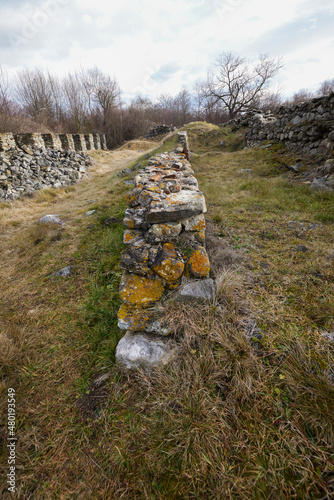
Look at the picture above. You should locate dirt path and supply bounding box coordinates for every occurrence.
[0,139,158,284]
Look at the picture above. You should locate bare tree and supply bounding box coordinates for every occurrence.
[79,67,120,115]
[205,52,283,119]
[62,71,89,132]
[318,78,334,96]
[173,89,192,125]
[287,88,314,105]
[15,69,52,122]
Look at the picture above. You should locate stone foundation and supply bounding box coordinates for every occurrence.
[116,132,213,369]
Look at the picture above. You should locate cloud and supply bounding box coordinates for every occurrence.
[0,0,333,100]
[249,10,334,56]
[151,62,182,83]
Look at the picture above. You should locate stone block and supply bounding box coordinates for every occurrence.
[151,243,185,283]
[118,304,170,335]
[144,222,182,243]
[171,278,214,304]
[116,331,176,369]
[119,273,165,308]
[186,246,210,278]
[147,191,207,223]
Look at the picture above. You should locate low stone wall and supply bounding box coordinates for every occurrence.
[116,132,214,369]
[0,132,107,153]
[144,125,174,139]
[229,92,334,157]
[0,132,107,201]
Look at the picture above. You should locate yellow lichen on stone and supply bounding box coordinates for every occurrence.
[153,258,184,283]
[194,230,205,245]
[123,230,142,244]
[186,247,210,278]
[152,243,185,283]
[120,274,165,308]
[126,190,139,207]
[123,218,135,229]
[118,303,151,330]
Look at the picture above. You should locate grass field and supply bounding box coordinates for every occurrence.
[1,126,334,499]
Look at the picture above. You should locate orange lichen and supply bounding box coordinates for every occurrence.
[186,247,210,278]
[123,230,142,244]
[194,230,205,245]
[123,218,135,229]
[120,274,165,308]
[152,243,185,283]
[126,188,141,208]
[118,304,152,331]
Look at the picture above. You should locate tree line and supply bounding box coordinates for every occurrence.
[0,53,333,148]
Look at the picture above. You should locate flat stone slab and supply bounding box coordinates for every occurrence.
[147,191,207,223]
[116,331,176,369]
[172,278,214,304]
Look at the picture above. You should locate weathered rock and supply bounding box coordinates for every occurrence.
[147,191,207,223]
[323,159,334,175]
[123,208,148,230]
[123,229,144,245]
[145,222,182,243]
[116,331,176,369]
[116,132,212,368]
[171,279,214,304]
[152,243,185,283]
[120,243,150,275]
[39,214,65,225]
[295,244,309,252]
[119,273,165,308]
[50,265,72,277]
[181,214,206,232]
[186,246,210,278]
[118,304,170,335]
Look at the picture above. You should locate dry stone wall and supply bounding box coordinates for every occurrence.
[0,132,107,201]
[116,132,214,369]
[229,92,334,157]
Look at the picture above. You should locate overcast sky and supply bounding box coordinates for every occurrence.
[0,0,333,101]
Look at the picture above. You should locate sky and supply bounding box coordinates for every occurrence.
[0,0,333,102]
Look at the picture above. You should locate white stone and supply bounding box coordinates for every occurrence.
[116,332,176,369]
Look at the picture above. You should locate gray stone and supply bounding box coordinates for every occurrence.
[172,278,214,304]
[39,214,65,225]
[145,222,182,243]
[147,190,207,223]
[85,210,96,216]
[322,331,334,342]
[323,159,334,174]
[328,131,334,142]
[116,331,176,369]
[50,265,71,277]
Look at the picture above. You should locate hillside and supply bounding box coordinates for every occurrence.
[1,125,334,499]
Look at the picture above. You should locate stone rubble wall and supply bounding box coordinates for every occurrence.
[0,132,107,153]
[0,132,107,201]
[116,132,214,369]
[144,125,175,139]
[229,92,334,157]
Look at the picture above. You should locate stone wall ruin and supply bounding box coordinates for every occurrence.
[0,132,107,201]
[229,92,334,157]
[116,132,214,369]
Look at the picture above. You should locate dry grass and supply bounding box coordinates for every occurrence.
[117,139,158,151]
[1,128,334,499]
